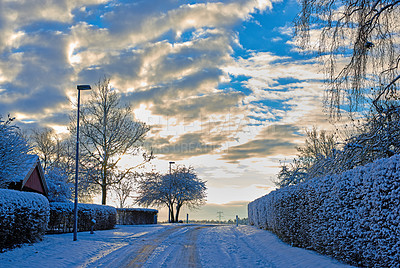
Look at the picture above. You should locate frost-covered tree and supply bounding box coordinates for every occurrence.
[313,105,400,175]
[297,127,337,163]
[276,128,337,187]
[295,0,400,117]
[70,77,151,205]
[278,104,400,187]
[276,159,308,188]
[136,166,207,222]
[134,170,164,206]
[172,166,207,222]
[0,115,32,187]
[45,166,72,202]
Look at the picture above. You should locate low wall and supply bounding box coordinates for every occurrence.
[248,155,400,267]
[116,208,158,225]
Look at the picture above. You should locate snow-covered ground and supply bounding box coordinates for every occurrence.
[0,224,352,267]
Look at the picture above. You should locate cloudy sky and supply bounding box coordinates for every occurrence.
[0,0,331,220]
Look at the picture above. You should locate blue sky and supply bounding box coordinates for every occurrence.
[0,0,331,220]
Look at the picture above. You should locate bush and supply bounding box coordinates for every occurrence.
[248,154,400,267]
[47,202,116,234]
[0,189,49,252]
[116,208,158,225]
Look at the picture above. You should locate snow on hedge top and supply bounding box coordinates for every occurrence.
[116,208,158,213]
[0,189,49,212]
[50,201,116,213]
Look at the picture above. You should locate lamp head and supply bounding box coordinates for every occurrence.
[77,85,91,90]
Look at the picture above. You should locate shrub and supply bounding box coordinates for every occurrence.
[47,202,116,234]
[248,154,400,267]
[116,208,158,225]
[0,189,49,251]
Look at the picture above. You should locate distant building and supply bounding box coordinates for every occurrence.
[8,155,48,197]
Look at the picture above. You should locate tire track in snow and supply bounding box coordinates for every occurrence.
[83,225,181,268]
[122,225,184,267]
[85,224,351,268]
[174,226,207,268]
[137,225,208,268]
[197,225,275,267]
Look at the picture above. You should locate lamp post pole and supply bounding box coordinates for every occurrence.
[168,161,175,223]
[73,85,91,241]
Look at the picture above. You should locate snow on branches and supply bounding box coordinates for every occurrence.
[0,115,32,187]
[135,165,206,222]
[295,0,400,117]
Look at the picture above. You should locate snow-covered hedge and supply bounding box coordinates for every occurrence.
[47,202,116,234]
[0,189,49,251]
[116,208,158,225]
[248,154,400,267]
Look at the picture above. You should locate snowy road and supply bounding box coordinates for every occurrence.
[0,224,352,268]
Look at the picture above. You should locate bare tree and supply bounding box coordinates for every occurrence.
[29,127,74,201]
[70,76,151,205]
[58,135,98,202]
[295,0,400,117]
[136,166,207,222]
[276,127,337,187]
[30,127,63,173]
[297,127,337,163]
[111,171,137,208]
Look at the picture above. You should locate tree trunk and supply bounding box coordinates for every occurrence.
[169,204,175,222]
[175,203,182,222]
[101,184,107,205]
[102,163,107,205]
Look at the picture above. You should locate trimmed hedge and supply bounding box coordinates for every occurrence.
[47,202,116,234]
[248,154,400,267]
[116,208,158,225]
[0,189,49,252]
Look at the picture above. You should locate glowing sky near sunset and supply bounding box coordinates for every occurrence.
[0,0,332,220]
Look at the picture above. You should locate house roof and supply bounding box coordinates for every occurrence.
[10,154,48,196]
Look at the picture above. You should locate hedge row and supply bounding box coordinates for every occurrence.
[116,208,158,225]
[248,155,400,267]
[0,189,49,252]
[47,202,116,234]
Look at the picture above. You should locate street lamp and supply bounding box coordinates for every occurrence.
[169,161,175,175]
[73,84,91,241]
[168,161,175,223]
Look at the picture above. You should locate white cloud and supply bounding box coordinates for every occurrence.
[0,0,337,208]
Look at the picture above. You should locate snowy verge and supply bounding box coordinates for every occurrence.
[0,189,49,251]
[248,154,400,267]
[48,202,116,234]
